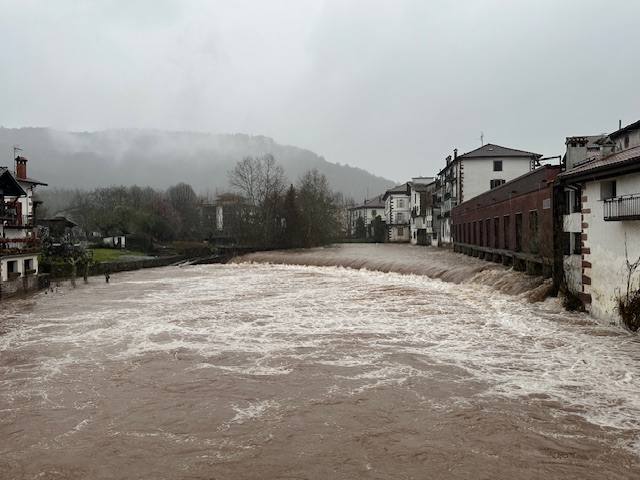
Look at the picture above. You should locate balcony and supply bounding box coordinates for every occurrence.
[604,194,640,221]
[1,206,32,227]
[0,237,41,255]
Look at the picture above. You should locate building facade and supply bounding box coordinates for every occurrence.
[1,156,47,298]
[452,165,561,274]
[559,123,640,323]
[383,183,411,242]
[348,194,385,238]
[436,144,542,245]
[408,177,435,245]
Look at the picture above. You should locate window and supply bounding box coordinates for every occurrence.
[397,226,404,236]
[396,213,404,223]
[479,219,484,246]
[600,180,617,200]
[485,219,491,248]
[562,232,571,256]
[490,179,505,189]
[503,215,511,249]
[625,135,630,149]
[7,260,18,273]
[573,232,582,255]
[494,217,500,248]
[397,199,405,208]
[24,258,33,272]
[371,210,377,217]
[529,210,538,254]
[493,160,503,172]
[564,189,582,214]
[573,189,581,212]
[515,213,523,252]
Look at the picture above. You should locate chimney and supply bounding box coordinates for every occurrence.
[619,119,622,130]
[453,148,458,159]
[15,156,27,180]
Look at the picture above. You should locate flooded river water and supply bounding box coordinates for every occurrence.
[2,245,640,479]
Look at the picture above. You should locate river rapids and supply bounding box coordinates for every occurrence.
[1,244,640,479]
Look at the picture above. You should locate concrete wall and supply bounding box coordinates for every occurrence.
[581,172,640,322]
[461,157,532,202]
[0,272,41,299]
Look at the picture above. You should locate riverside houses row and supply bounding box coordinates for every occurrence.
[1,155,47,298]
[363,120,640,326]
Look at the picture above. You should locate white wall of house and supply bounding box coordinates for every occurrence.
[384,194,410,225]
[581,172,640,322]
[388,225,411,242]
[461,157,532,202]
[350,206,383,235]
[385,194,410,243]
[0,254,38,282]
[102,236,126,248]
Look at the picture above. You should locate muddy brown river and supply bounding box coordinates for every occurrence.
[2,245,640,479]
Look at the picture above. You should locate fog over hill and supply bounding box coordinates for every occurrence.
[0,128,395,199]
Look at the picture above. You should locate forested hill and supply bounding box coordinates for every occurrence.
[0,128,395,199]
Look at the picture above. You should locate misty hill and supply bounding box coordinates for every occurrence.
[0,128,395,199]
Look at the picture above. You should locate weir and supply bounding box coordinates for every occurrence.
[236,243,553,300]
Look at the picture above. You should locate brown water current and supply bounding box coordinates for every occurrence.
[2,244,640,479]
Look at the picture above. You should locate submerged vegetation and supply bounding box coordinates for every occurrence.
[617,238,640,332]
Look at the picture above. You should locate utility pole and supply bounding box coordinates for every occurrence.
[480,132,484,146]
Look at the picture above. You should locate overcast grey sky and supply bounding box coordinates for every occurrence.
[1,0,639,181]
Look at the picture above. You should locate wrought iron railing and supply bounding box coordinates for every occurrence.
[604,194,640,221]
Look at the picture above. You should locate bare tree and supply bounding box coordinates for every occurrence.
[229,154,286,207]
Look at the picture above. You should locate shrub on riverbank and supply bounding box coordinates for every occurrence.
[618,291,640,332]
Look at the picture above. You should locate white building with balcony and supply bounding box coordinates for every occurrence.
[1,157,47,297]
[559,131,640,324]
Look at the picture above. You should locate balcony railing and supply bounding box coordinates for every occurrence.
[0,237,41,255]
[604,194,640,221]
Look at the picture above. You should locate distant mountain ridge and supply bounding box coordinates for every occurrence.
[0,127,395,199]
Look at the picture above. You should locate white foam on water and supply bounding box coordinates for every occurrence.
[2,262,640,451]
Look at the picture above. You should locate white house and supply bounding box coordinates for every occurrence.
[348,194,385,238]
[559,121,640,324]
[1,156,47,295]
[436,144,542,245]
[383,183,411,242]
[408,177,435,245]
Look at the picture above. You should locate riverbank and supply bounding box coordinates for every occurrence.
[236,243,554,300]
